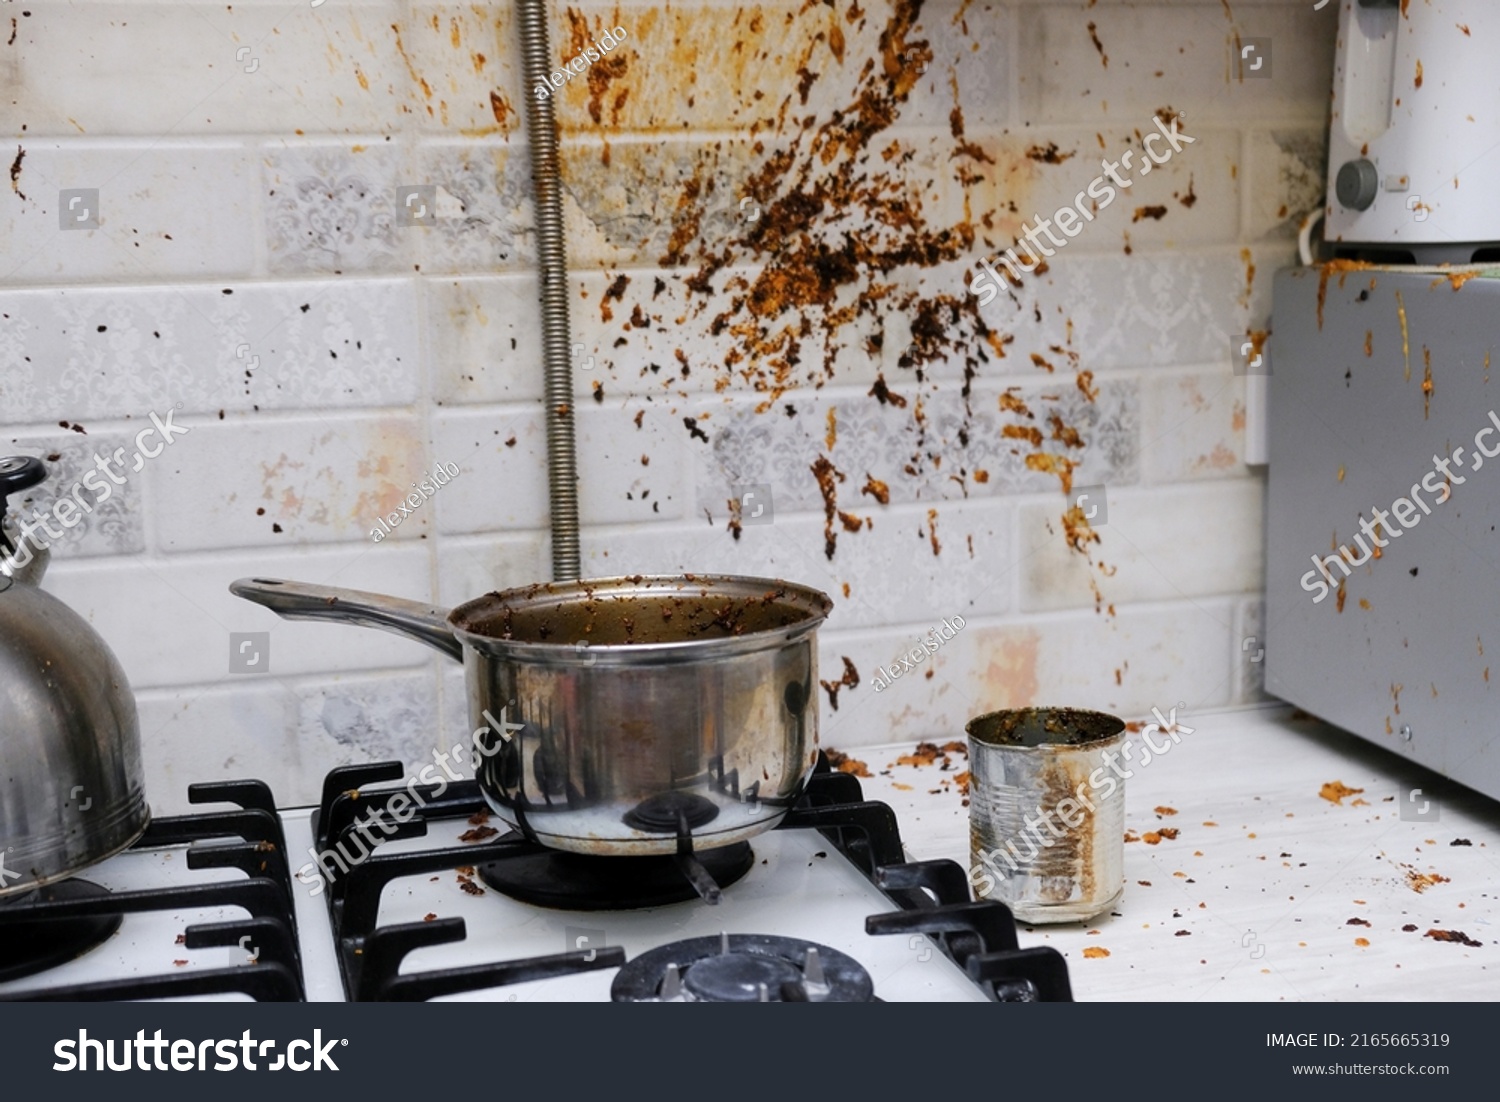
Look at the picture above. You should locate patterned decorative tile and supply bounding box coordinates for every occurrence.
[693,377,1139,516]
[0,430,145,559]
[560,138,768,267]
[412,142,535,273]
[263,143,406,274]
[984,247,1258,372]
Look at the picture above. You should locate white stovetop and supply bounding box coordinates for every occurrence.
[844,703,1500,1001]
[9,703,1494,1001]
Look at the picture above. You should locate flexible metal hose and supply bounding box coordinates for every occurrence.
[517,0,581,581]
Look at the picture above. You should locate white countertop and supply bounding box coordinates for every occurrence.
[840,703,1500,1001]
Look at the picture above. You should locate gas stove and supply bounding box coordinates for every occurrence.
[0,759,1071,1003]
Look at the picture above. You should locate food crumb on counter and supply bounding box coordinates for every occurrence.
[1081,946,1110,959]
[1425,929,1481,947]
[1319,780,1365,805]
[822,747,871,777]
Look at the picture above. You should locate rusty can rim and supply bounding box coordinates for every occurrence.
[965,706,1125,750]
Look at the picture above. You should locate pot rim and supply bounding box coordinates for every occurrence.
[448,572,833,663]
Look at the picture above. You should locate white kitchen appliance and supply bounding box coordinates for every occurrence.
[1326,0,1500,260]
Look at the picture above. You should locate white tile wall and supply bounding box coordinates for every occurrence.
[0,0,1336,811]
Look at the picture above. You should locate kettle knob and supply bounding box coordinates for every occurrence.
[0,456,47,548]
[0,456,47,493]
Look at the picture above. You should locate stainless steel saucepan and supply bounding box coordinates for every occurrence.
[230,574,832,857]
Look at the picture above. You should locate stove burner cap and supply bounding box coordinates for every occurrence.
[611,933,876,1002]
[682,951,803,1003]
[0,878,123,984]
[478,839,754,911]
[622,792,720,834]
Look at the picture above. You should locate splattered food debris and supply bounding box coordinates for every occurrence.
[1319,780,1364,805]
[1425,928,1481,947]
[8,145,24,199]
[894,740,966,768]
[819,655,861,711]
[1404,868,1450,894]
[1081,946,1110,959]
[822,748,871,778]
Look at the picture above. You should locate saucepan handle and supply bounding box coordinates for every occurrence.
[229,577,464,662]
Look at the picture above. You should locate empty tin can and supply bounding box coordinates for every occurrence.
[966,707,1126,923]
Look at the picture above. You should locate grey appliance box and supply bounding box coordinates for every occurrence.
[1265,265,1500,802]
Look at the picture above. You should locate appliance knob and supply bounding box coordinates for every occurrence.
[1335,159,1380,212]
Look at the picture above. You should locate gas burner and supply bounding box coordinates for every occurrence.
[478,839,754,910]
[0,880,122,983]
[612,933,876,1002]
[621,791,720,833]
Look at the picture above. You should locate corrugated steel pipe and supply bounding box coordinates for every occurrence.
[517,0,581,581]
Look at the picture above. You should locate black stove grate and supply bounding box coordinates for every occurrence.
[0,780,304,1002]
[312,755,1071,1003]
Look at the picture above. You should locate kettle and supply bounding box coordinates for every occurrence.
[0,456,149,898]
